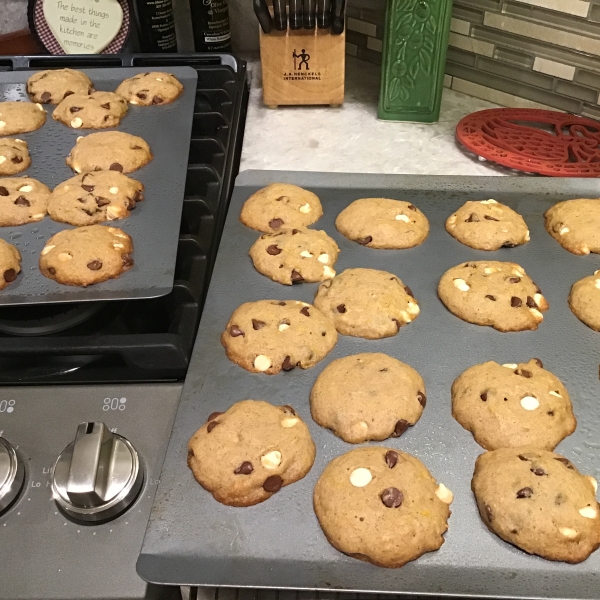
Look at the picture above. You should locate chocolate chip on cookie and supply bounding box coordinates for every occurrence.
[0,176,51,226]
[544,198,600,255]
[27,69,93,105]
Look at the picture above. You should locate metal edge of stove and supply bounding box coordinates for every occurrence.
[138,170,600,600]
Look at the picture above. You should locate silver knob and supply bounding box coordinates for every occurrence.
[52,422,143,522]
[0,438,24,515]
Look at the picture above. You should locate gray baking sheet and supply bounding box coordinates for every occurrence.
[138,171,600,599]
[0,66,197,305]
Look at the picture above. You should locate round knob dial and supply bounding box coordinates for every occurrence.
[52,422,143,523]
[0,437,24,515]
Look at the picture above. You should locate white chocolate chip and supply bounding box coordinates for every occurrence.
[520,396,540,411]
[278,323,290,332]
[579,506,598,519]
[594,270,600,276]
[113,243,125,249]
[254,355,272,371]
[502,364,517,369]
[530,309,544,321]
[399,310,411,323]
[301,302,310,307]
[407,301,420,315]
[106,206,125,220]
[76,136,83,142]
[533,293,544,306]
[130,100,138,105]
[480,199,498,204]
[448,215,457,223]
[156,77,163,81]
[74,166,81,173]
[58,252,72,262]
[549,391,562,398]
[299,203,311,214]
[0,121,6,128]
[300,250,313,258]
[581,245,590,254]
[395,214,410,222]
[484,267,496,274]
[318,253,329,264]
[41,245,55,255]
[453,278,470,292]
[559,227,569,235]
[513,267,524,276]
[18,185,32,192]
[525,230,530,242]
[31,213,45,220]
[109,187,119,194]
[349,468,372,488]
[559,527,578,539]
[0,156,6,164]
[36,103,44,111]
[71,117,83,128]
[586,476,598,494]
[14,139,23,143]
[281,416,299,428]
[261,450,282,470]
[595,280,600,290]
[323,265,335,279]
[435,483,453,504]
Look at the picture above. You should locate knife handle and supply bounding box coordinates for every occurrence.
[317,0,330,28]
[302,0,316,29]
[331,0,345,34]
[253,0,272,34]
[272,0,287,31]
[289,0,303,30]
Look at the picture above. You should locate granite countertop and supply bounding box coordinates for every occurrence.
[240,56,515,177]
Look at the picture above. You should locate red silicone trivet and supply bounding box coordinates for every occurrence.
[456,108,600,177]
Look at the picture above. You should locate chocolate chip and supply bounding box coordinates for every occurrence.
[502,242,516,248]
[263,475,283,493]
[63,90,74,98]
[207,421,219,433]
[407,204,416,211]
[485,295,496,301]
[131,145,142,150]
[484,215,499,221]
[266,245,281,255]
[11,156,23,164]
[516,487,533,499]
[480,391,488,401]
[3,269,16,282]
[95,196,110,207]
[40,91,51,102]
[555,457,574,469]
[555,493,566,506]
[207,411,223,422]
[381,487,404,508]
[234,461,253,475]
[282,356,296,371]
[392,318,401,331]
[282,405,296,415]
[392,419,409,437]
[122,254,134,268]
[337,304,346,313]
[417,392,426,408]
[291,229,300,234]
[69,106,81,113]
[404,285,414,298]
[291,269,304,283]
[533,358,543,368]
[511,297,522,308]
[518,454,529,461]
[229,325,244,337]
[356,236,372,245]
[136,92,147,100]
[534,284,541,294]
[269,218,284,229]
[0,186,8,196]
[380,368,388,372]
[485,504,493,522]
[134,190,144,203]
[531,467,547,476]
[87,260,102,270]
[152,95,164,105]
[516,368,532,378]
[465,213,480,222]
[81,184,95,192]
[252,319,266,330]
[103,115,110,122]
[275,301,286,306]
[300,306,310,316]
[508,277,521,283]
[526,296,537,308]
[385,450,398,469]
[14,196,29,207]
[547,410,554,416]
[48,267,56,275]
[83,208,96,217]
[100,102,110,109]
[109,163,123,172]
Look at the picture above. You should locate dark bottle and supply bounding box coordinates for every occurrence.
[190,0,232,52]
[135,0,178,52]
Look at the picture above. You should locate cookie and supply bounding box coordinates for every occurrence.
[314,446,453,568]
[335,198,429,249]
[313,268,419,339]
[115,72,183,106]
[221,299,337,375]
[452,359,576,451]
[446,199,529,250]
[0,101,46,136]
[0,139,30,176]
[310,353,426,443]
[438,261,548,332]
[569,271,600,331]
[26,69,93,105]
[39,225,133,287]
[544,199,600,255]
[249,227,339,285]
[0,238,21,290]
[53,91,128,129]
[188,400,315,507]
[66,132,152,174]
[0,177,51,226]
[48,171,144,226]
[240,183,323,233]
[472,447,600,563]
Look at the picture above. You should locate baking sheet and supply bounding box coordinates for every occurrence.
[0,66,197,306]
[138,171,600,599]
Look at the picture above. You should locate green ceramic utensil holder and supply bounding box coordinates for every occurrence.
[378,0,453,123]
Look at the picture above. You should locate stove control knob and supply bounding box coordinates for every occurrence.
[52,422,143,523]
[0,438,24,515]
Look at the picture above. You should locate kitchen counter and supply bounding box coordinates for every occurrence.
[240,56,514,176]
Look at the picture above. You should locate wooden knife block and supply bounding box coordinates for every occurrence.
[259,28,345,108]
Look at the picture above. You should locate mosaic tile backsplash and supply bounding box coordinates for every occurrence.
[346,0,600,118]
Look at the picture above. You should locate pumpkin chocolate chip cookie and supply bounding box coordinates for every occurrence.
[27,68,93,104]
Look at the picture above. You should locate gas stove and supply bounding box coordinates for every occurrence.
[0,53,248,600]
